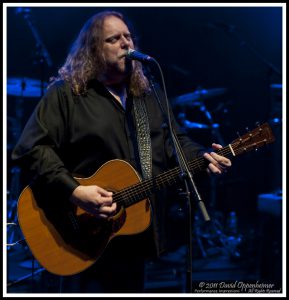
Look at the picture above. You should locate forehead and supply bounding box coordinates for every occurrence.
[102,16,129,36]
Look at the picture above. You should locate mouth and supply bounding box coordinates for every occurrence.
[118,52,128,59]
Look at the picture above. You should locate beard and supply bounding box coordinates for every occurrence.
[102,58,134,84]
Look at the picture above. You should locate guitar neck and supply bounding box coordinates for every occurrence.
[113,120,275,208]
[113,146,233,208]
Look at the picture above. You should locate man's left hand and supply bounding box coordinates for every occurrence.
[203,143,232,175]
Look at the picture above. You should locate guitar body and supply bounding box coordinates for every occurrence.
[17,159,151,276]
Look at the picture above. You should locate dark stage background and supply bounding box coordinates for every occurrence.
[5,5,283,294]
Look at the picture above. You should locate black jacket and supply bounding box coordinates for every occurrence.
[12,79,206,254]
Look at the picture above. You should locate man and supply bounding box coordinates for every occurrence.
[12,10,231,293]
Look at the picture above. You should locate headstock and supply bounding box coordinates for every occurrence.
[231,123,275,156]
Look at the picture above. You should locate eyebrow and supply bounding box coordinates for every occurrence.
[104,34,119,40]
[104,32,132,41]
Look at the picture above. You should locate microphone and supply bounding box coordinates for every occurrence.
[126,48,155,63]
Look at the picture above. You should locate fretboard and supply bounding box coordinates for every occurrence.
[112,146,233,208]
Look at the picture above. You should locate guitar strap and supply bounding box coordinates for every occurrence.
[133,97,152,180]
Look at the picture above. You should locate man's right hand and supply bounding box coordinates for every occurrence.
[69,185,117,219]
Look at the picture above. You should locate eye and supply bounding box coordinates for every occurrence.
[105,35,120,44]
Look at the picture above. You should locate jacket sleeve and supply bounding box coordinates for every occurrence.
[12,82,80,200]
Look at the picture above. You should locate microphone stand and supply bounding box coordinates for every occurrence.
[199,99,225,209]
[144,64,210,293]
[18,8,53,97]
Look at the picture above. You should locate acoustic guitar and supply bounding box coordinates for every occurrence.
[17,123,275,276]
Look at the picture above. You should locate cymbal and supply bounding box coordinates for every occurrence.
[7,77,47,98]
[177,112,209,129]
[172,87,227,107]
[181,120,209,129]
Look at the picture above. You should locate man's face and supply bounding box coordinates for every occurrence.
[102,15,135,84]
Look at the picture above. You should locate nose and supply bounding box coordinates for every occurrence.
[120,36,131,49]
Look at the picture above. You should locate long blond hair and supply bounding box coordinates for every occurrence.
[49,11,150,97]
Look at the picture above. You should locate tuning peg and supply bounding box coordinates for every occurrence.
[245,126,254,139]
[255,121,263,134]
[255,122,263,134]
[236,131,242,142]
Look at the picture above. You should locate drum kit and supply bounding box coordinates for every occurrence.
[171,86,228,214]
[7,77,47,98]
[171,87,244,259]
[172,87,227,107]
[171,86,227,145]
[7,77,47,147]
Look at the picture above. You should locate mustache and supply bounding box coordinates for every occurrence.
[118,53,128,59]
[118,48,134,59]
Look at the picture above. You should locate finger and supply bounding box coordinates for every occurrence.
[212,143,223,150]
[99,204,117,214]
[208,164,222,175]
[96,204,117,219]
[210,152,232,167]
[203,153,217,165]
[204,153,227,172]
[95,213,110,219]
[98,196,113,206]
[96,187,113,197]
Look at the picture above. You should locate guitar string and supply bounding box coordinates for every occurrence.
[113,152,212,203]
[112,137,266,206]
[113,128,268,204]
[121,144,258,205]
[112,147,234,205]
[113,125,270,205]
[112,146,235,205]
